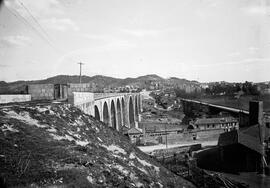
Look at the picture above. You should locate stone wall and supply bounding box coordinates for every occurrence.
[94,93,125,100]
[67,83,95,96]
[68,92,95,115]
[0,95,31,104]
[28,84,54,100]
[142,129,223,145]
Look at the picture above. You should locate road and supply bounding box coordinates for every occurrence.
[138,140,218,153]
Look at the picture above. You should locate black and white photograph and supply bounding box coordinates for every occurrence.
[0,0,270,187]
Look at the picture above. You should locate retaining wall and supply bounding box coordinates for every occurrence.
[0,95,31,104]
[142,129,224,145]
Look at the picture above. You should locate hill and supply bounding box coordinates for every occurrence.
[167,77,199,84]
[0,102,195,187]
[0,74,199,94]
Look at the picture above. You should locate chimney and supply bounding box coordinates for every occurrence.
[249,100,263,126]
[249,101,265,174]
[249,100,265,144]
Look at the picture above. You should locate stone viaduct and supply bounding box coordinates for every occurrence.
[68,92,142,131]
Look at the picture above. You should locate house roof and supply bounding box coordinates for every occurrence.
[195,117,238,125]
[145,124,183,133]
[126,127,142,135]
[122,126,129,132]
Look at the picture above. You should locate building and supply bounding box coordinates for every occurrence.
[218,126,266,172]
[193,117,239,132]
[215,101,269,172]
[195,101,270,174]
[67,83,96,94]
[28,83,96,101]
[139,122,184,145]
[262,88,270,95]
[144,123,183,136]
[200,83,209,89]
[123,127,143,144]
[28,84,67,101]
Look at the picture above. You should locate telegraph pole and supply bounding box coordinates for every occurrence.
[78,62,84,83]
[165,123,168,149]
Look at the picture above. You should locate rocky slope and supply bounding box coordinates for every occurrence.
[0,102,195,187]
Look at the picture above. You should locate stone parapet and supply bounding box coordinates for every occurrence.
[0,95,31,104]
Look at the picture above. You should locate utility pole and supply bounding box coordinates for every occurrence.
[78,62,84,83]
[165,123,168,149]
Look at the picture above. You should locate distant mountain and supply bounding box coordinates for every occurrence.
[167,77,199,85]
[136,74,164,81]
[0,74,199,94]
[89,75,122,88]
[39,75,86,84]
[0,81,8,86]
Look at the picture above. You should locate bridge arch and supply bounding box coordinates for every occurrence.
[111,100,117,129]
[121,97,126,127]
[116,98,122,130]
[128,96,135,128]
[103,101,109,126]
[94,105,100,121]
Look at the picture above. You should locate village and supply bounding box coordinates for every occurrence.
[124,89,270,187]
[125,90,239,148]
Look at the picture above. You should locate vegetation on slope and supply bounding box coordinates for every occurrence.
[0,102,195,188]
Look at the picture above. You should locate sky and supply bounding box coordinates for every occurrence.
[0,0,270,83]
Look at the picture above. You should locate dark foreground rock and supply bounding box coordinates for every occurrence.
[0,102,195,188]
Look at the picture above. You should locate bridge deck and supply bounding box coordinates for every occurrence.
[93,93,135,100]
[181,98,249,115]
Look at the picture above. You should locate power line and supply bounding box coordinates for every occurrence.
[17,0,52,42]
[4,2,82,72]
[10,1,81,64]
[4,4,59,53]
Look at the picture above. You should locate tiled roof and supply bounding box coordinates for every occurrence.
[145,124,183,132]
[127,127,142,134]
[122,126,129,132]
